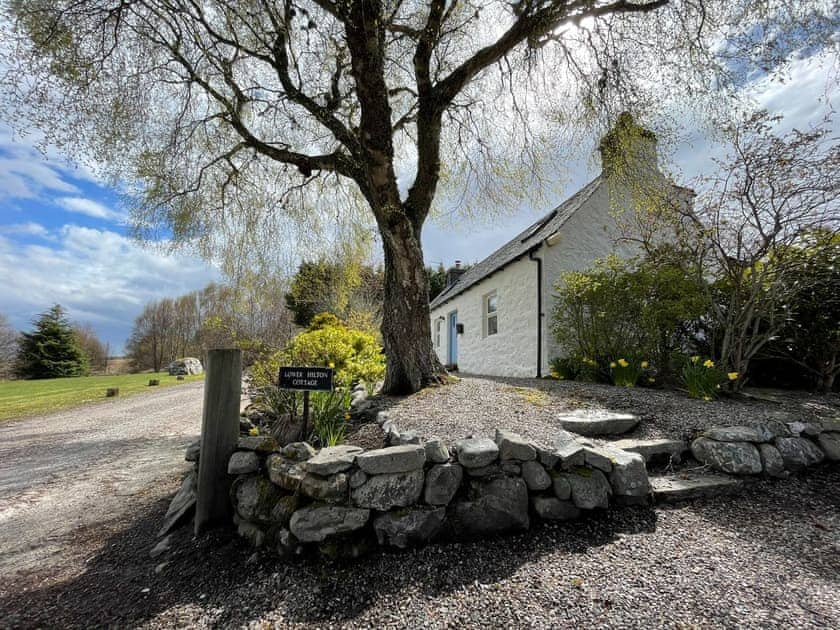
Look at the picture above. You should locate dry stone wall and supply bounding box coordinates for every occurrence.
[227,425,652,559]
[690,418,840,477]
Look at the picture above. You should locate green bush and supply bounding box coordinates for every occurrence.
[251,314,385,390]
[549,356,607,383]
[549,357,580,380]
[763,230,840,392]
[551,253,708,382]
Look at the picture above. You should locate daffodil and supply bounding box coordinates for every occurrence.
[248,427,259,436]
[618,358,629,368]
[328,362,335,369]
[641,361,649,369]
[647,377,655,383]
[702,396,712,402]
[703,359,715,368]
[344,413,351,420]
[609,361,617,369]
[690,355,700,364]
[727,372,738,381]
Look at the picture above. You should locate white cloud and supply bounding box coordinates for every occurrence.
[57,196,125,222]
[0,222,52,239]
[0,225,219,352]
[0,129,86,212]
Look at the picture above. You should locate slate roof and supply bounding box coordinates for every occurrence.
[430,176,602,310]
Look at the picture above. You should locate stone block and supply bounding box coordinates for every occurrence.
[373,508,446,548]
[303,445,363,476]
[351,469,425,510]
[289,505,370,543]
[774,437,824,470]
[424,463,463,506]
[300,472,349,503]
[531,496,581,521]
[228,451,259,475]
[494,429,537,461]
[455,438,499,468]
[521,460,551,491]
[562,468,611,510]
[355,444,426,474]
[424,439,450,464]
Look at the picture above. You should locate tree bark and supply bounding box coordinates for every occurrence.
[379,213,444,394]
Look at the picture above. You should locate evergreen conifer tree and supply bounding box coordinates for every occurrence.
[16,305,89,379]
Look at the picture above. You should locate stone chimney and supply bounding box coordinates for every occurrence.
[445,260,466,288]
[598,112,659,179]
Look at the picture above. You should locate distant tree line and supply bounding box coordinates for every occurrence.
[126,278,295,372]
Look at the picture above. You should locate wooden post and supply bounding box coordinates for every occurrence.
[301,390,310,441]
[195,348,241,535]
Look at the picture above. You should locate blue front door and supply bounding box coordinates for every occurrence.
[448,311,458,365]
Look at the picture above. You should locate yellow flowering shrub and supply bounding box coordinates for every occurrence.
[250,314,385,390]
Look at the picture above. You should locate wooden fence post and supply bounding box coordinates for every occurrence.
[195,348,241,535]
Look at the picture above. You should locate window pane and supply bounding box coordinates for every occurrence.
[487,294,497,313]
[487,314,498,335]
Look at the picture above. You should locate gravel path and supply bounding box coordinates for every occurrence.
[1,377,837,628]
[0,382,204,579]
[1,468,837,628]
[383,375,840,445]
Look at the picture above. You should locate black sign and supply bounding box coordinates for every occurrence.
[278,366,334,391]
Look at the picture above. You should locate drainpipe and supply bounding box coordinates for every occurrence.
[529,247,543,378]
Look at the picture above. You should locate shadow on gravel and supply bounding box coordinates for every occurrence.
[676,465,840,584]
[0,489,658,628]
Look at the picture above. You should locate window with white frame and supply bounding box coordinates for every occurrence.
[484,291,498,336]
[435,318,442,348]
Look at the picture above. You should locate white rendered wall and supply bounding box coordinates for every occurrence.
[430,256,540,378]
[540,180,657,374]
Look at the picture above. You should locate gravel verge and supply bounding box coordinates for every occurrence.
[382,375,840,445]
[0,383,203,578]
[1,467,837,629]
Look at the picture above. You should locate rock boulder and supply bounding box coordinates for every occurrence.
[451,476,529,537]
[455,438,499,468]
[289,505,370,543]
[774,437,824,470]
[424,463,463,506]
[373,508,446,548]
[690,437,762,475]
[351,469,425,510]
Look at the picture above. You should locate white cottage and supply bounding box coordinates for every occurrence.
[429,115,692,377]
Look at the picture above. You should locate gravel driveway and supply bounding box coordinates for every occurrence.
[1,378,838,629]
[0,383,204,578]
[383,375,840,444]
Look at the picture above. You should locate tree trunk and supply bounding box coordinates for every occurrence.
[379,215,444,394]
[819,368,836,393]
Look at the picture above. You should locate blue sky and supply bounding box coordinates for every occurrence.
[0,52,836,355]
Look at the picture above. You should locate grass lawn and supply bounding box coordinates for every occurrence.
[0,372,205,422]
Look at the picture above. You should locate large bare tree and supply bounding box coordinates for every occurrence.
[2,0,835,392]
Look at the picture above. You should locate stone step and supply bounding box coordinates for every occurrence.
[609,438,687,464]
[650,473,747,504]
[556,411,639,437]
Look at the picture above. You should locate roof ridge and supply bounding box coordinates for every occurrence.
[430,176,601,309]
